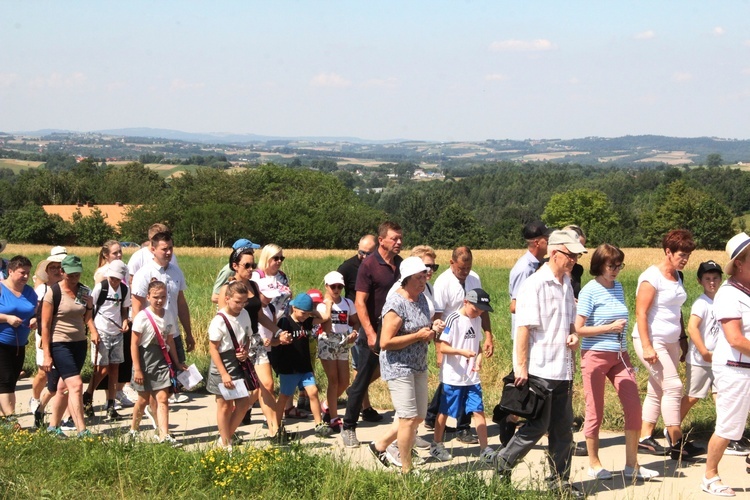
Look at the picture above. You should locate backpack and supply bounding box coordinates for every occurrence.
[94,279,129,318]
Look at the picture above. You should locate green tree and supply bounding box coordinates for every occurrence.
[427,202,487,249]
[0,204,71,244]
[639,181,734,250]
[542,188,619,246]
[71,208,118,246]
[706,153,723,168]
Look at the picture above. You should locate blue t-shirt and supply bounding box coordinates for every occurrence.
[0,283,38,347]
[577,280,628,352]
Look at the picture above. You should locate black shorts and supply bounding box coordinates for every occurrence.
[47,340,87,392]
[0,342,25,394]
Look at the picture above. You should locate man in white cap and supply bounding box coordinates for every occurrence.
[495,229,585,499]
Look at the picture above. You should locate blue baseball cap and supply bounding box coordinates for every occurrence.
[289,293,313,312]
[232,238,261,250]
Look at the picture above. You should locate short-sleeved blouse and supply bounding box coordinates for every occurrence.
[379,291,431,381]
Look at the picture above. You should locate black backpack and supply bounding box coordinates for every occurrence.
[93,279,128,318]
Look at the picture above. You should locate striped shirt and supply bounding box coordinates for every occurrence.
[577,280,628,352]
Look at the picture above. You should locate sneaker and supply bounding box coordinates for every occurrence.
[670,439,705,461]
[549,482,586,499]
[241,409,252,425]
[329,417,343,434]
[638,437,669,455]
[143,405,158,430]
[322,408,331,424]
[480,446,497,465]
[361,407,383,422]
[271,427,298,445]
[77,429,93,439]
[725,440,750,456]
[46,426,67,439]
[116,390,135,408]
[215,437,233,452]
[126,429,140,441]
[155,434,182,448]
[386,442,426,467]
[315,422,333,438]
[414,434,431,450]
[60,416,76,431]
[455,428,478,444]
[368,441,390,468]
[168,393,189,404]
[573,441,588,456]
[33,409,45,429]
[587,467,613,480]
[341,428,360,448]
[29,397,40,414]
[623,464,659,480]
[82,392,94,418]
[429,442,453,462]
[106,407,122,422]
[423,420,435,431]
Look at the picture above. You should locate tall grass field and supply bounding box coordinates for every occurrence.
[2,244,729,498]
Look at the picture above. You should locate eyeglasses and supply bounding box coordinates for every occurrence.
[557,250,581,261]
[606,263,625,271]
[272,255,285,262]
[425,264,439,272]
[328,284,344,290]
[358,250,371,257]
[242,262,258,270]
[47,265,62,271]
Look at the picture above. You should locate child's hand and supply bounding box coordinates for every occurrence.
[121,319,129,333]
[462,349,477,359]
[236,347,249,362]
[347,331,357,343]
[473,360,482,372]
[133,369,144,385]
[702,351,713,363]
[179,363,188,372]
[432,319,446,334]
[280,331,292,345]
[90,331,100,346]
[222,373,235,389]
[263,338,271,347]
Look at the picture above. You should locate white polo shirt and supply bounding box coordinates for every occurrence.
[131,259,187,338]
[433,268,482,320]
[514,263,576,381]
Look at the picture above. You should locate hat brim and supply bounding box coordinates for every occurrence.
[564,242,588,254]
[47,254,66,263]
[62,265,83,274]
[474,303,494,313]
[325,280,345,286]
[260,290,281,299]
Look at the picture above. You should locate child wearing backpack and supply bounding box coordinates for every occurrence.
[82,260,130,421]
[129,280,186,446]
[207,281,253,451]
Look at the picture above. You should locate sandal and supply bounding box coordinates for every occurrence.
[701,476,735,497]
[284,406,310,419]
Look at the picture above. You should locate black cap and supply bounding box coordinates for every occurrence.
[697,260,722,279]
[523,221,553,240]
[466,288,494,312]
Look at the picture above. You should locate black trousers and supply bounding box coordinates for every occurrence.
[343,346,380,431]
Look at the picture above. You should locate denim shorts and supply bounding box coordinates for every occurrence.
[279,372,316,396]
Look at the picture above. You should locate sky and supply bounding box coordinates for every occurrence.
[1,1,749,142]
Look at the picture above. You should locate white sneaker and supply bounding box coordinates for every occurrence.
[143,405,158,430]
[116,390,135,408]
[216,437,233,452]
[168,393,189,404]
[122,384,139,401]
[29,397,40,414]
[587,467,613,480]
[385,442,426,467]
[480,446,497,465]
[154,433,182,448]
[429,442,453,462]
[624,465,659,480]
[126,429,140,441]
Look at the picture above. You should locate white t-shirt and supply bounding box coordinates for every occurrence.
[439,311,483,386]
[631,265,687,343]
[515,263,576,381]
[127,247,178,279]
[712,283,750,367]
[131,308,175,348]
[131,260,187,337]
[208,309,251,354]
[91,280,132,336]
[687,294,720,367]
[433,268,482,320]
[258,304,275,352]
[34,283,49,348]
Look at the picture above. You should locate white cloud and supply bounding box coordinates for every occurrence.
[568,77,581,85]
[170,79,205,91]
[672,72,693,82]
[0,73,19,88]
[484,73,508,82]
[634,30,656,40]
[310,72,351,88]
[489,39,555,52]
[27,72,87,90]
[713,26,725,36]
[362,77,398,88]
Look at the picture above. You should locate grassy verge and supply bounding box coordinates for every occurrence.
[0,427,551,499]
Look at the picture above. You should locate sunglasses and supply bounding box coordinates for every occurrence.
[328,284,344,290]
[272,255,285,262]
[557,250,581,261]
[242,262,258,270]
[426,264,439,272]
[358,250,372,257]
